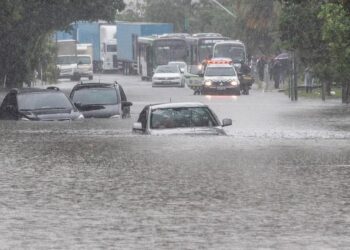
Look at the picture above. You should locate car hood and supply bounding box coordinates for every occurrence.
[204,76,239,81]
[148,126,226,135]
[19,109,82,121]
[77,104,121,118]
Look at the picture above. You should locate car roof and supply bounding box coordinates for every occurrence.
[168,61,187,65]
[10,88,62,95]
[72,82,118,91]
[206,63,233,68]
[149,102,208,110]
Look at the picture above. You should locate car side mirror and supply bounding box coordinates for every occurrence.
[222,118,232,127]
[74,102,82,108]
[122,101,133,107]
[132,122,143,131]
[179,69,184,74]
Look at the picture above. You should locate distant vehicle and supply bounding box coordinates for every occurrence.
[168,61,188,74]
[132,102,232,135]
[202,62,240,95]
[138,33,188,80]
[0,88,84,121]
[69,82,132,118]
[152,65,185,87]
[118,22,174,75]
[77,43,94,80]
[213,40,247,66]
[56,40,79,80]
[101,38,117,72]
[186,33,229,75]
[55,22,118,72]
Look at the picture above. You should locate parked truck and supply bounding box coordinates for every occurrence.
[55,21,117,72]
[116,22,173,75]
[76,43,94,80]
[56,40,79,80]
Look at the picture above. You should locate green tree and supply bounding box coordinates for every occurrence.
[319,2,350,103]
[0,0,125,88]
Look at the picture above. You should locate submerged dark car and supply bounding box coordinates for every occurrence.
[69,82,132,118]
[0,87,84,121]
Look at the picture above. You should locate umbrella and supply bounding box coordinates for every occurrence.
[275,53,290,60]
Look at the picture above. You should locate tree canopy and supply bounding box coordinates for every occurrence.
[0,0,125,88]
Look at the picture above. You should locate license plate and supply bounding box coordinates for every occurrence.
[217,86,226,90]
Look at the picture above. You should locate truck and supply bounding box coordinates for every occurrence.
[116,22,173,75]
[55,21,117,72]
[76,43,94,80]
[56,40,79,80]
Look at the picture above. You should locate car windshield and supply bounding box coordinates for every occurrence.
[169,62,186,70]
[155,65,179,74]
[205,66,236,76]
[71,88,118,105]
[17,92,73,110]
[57,56,77,65]
[150,107,219,129]
[77,56,91,64]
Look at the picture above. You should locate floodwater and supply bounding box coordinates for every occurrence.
[0,77,350,249]
[0,119,349,249]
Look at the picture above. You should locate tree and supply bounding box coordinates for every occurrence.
[319,2,350,103]
[0,0,125,88]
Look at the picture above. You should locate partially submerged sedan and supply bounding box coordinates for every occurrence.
[69,82,132,118]
[0,87,84,121]
[132,102,232,135]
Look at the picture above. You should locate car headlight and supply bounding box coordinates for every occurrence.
[230,80,239,86]
[198,64,203,70]
[110,115,121,118]
[77,114,85,120]
[204,80,212,86]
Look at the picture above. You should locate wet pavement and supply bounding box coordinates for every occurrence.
[0,74,349,249]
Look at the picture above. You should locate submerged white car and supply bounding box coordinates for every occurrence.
[152,65,185,87]
[132,102,232,135]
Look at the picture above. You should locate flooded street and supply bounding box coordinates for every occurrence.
[0,74,350,249]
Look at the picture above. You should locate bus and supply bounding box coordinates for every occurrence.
[212,40,247,65]
[186,33,229,74]
[138,34,190,80]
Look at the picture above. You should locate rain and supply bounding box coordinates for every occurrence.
[0,1,350,249]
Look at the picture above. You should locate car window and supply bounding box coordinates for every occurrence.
[71,88,119,105]
[17,92,72,110]
[155,66,179,73]
[77,56,91,64]
[150,107,218,129]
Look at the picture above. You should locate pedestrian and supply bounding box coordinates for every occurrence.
[256,56,266,82]
[271,59,282,89]
[304,67,313,93]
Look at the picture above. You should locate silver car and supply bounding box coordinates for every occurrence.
[132,102,232,135]
[152,65,185,87]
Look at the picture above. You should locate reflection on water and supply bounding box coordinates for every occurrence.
[0,121,349,249]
